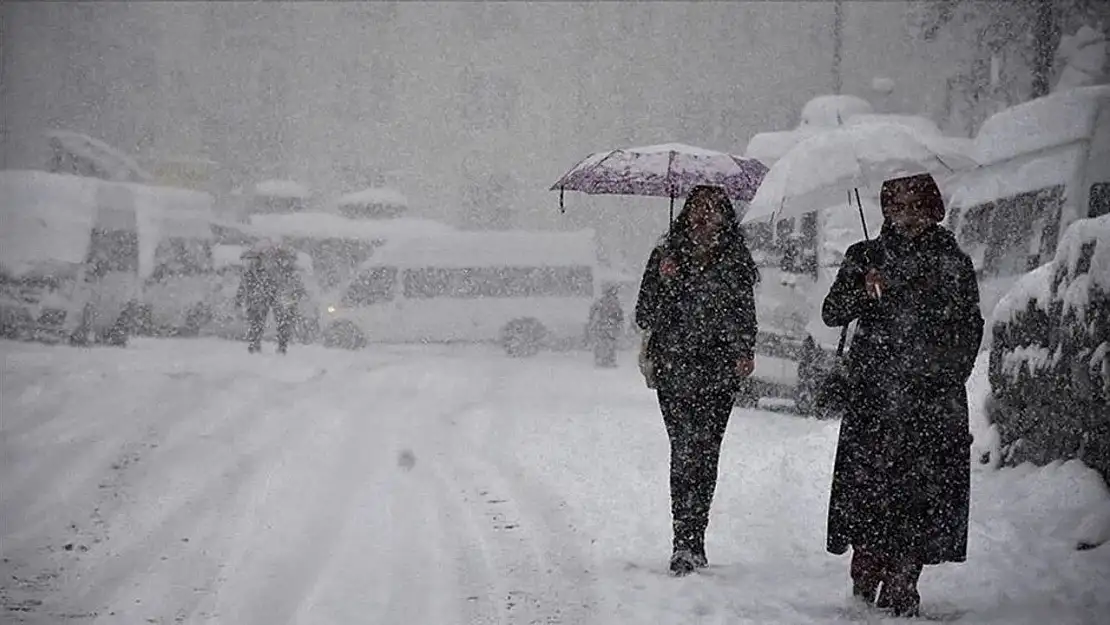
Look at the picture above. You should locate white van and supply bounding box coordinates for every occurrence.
[322,230,601,355]
[947,85,1110,320]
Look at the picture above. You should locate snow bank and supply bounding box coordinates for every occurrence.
[248,212,453,243]
[974,85,1109,166]
[991,263,1056,325]
[365,230,599,269]
[254,179,311,199]
[45,129,153,183]
[337,187,408,208]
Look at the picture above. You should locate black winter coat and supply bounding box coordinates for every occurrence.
[635,241,758,394]
[823,224,983,564]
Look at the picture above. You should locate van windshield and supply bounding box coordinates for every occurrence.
[342,267,398,306]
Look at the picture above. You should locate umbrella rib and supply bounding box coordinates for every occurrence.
[562,149,624,192]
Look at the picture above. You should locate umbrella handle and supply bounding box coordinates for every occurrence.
[853,188,870,241]
[560,187,565,214]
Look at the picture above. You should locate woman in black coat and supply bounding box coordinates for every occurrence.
[634,185,760,576]
[822,173,983,616]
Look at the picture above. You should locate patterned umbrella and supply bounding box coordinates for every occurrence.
[551,143,769,221]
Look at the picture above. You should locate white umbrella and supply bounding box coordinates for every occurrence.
[743,122,977,236]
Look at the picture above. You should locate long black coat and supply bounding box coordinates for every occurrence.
[823,224,983,565]
[635,241,758,394]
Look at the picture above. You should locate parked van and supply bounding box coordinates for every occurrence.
[947,85,1110,321]
[322,230,600,355]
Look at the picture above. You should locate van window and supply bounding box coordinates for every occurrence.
[979,185,1065,277]
[1090,183,1110,218]
[86,228,139,278]
[402,266,594,299]
[151,238,214,280]
[342,267,397,306]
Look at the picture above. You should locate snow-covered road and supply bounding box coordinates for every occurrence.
[2,338,1108,624]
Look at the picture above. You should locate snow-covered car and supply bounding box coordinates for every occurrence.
[986,214,1109,481]
[947,85,1110,321]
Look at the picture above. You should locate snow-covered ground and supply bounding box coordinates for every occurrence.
[2,339,1108,624]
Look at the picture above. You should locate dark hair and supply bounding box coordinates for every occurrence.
[880,173,945,223]
[666,185,760,284]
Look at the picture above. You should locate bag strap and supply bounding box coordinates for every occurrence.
[835,325,849,358]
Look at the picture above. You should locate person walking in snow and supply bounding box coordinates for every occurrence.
[634,185,759,576]
[822,173,983,617]
[235,247,306,354]
[588,284,624,368]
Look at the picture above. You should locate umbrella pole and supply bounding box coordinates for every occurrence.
[669,194,675,229]
[854,188,870,241]
[559,187,565,214]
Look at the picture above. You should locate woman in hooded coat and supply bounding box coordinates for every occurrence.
[635,185,760,576]
[822,173,983,616]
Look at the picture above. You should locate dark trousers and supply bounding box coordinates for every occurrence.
[246,303,296,351]
[593,337,617,368]
[658,388,734,553]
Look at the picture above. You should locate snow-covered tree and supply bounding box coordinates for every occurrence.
[1055,24,1108,91]
[910,0,1110,134]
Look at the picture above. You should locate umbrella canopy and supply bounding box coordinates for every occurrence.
[743,122,976,225]
[551,143,768,210]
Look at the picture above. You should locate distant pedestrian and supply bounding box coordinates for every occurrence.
[588,285,624,368]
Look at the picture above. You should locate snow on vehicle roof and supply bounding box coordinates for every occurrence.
[0,170,99,276]
[45,129,154,183]
[0,170,216,278]
[361,230,599,269]
[247,212,453,242]
[845,114,944,137]
[744,128,823,166]
[949,146,1084,209]
[974,85,1109,166]
[337,187,409,208]
[798,94,873,128]
[254,179,311,198]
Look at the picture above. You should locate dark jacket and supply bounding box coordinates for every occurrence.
[635,240,758,394]
[235,261,275,311]
[823,224,983,564]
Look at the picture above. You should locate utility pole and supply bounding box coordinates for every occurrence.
[832,0,844,94]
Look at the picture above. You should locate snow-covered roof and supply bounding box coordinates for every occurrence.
[974,85,1109,165]
[362,230,599,269]
[337,187,409,208]
[798,95,874,128]
[254,179,311,198]
[247,212,453,242]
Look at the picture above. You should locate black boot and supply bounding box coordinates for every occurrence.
[877,559,922,617]
[669,548,698,576]
[850,547,885,605]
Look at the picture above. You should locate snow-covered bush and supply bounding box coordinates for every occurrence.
[988,215,1110,481]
